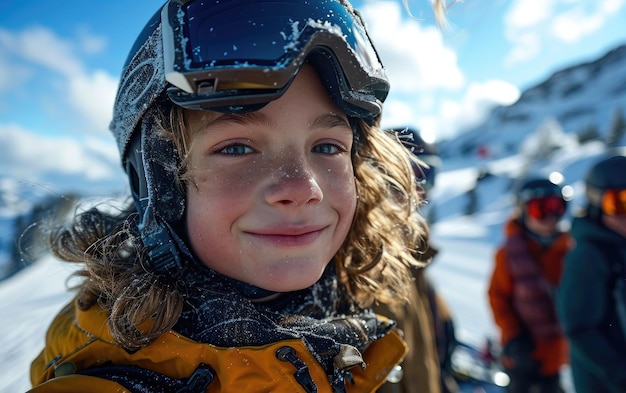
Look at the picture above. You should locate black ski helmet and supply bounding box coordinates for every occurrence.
[516,177,566,205]
[392,127,441,191]
[109,0,390,278]
[585,155,626,218]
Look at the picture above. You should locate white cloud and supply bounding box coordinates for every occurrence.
[360,1,464,92]
[4,26,83,77]
[550,0,625,43]
[437,80,520,140]
[0,31,34,93]
[503,0,556,65]
[0,55,31,94]
[458,80,518,129]
[381,93,435,129]
[68,70,119,134]
[439,80,520,135]
[504,0,626,65]
[382,99,416,128]
[0,123,121,184]
[360,1,468,140]
[76,26,107,55]
[358,1,523,141]
[382,79,519,141]
[505,0,555,31]
[0,26,117,135]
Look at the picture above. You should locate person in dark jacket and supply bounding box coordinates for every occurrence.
[557,155,626,393]
[488,175,571,393]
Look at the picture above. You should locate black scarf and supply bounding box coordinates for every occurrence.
[173,263,393,387]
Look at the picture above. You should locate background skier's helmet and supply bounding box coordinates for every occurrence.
[515,174,570,220]
[585,155,626,218]
[109,0,390,278]
[391,127,442,192]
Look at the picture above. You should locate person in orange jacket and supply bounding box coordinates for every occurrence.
[488,175,571,393]
[26,1,446,391]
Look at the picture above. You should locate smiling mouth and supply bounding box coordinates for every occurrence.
[248,228,325,247]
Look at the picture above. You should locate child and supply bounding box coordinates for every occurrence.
[557,155,626,393]
[28,0,436,392]
[488,176,570,393]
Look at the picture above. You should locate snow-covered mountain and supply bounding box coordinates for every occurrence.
[440,43,626,160]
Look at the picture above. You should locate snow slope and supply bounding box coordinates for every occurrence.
[0,256,79,392]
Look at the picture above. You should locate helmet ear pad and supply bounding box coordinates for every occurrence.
[125,107,186,225]
[124,106,191,276]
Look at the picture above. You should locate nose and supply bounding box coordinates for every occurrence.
[265,157,323,207]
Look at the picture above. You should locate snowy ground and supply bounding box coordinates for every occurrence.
[0,256,79,392]
[1,144,608,392]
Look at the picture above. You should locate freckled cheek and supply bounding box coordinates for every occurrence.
[190,164,263,198]
[185,172,252,249]
[321,164,357,218]
[185,168,261,236]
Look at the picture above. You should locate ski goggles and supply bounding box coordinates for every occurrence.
[160,0,389,119]
[525,196,566,220]
[601,189,626,216]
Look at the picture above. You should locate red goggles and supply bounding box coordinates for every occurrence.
[601,189,626,216]
[525,196,566,220]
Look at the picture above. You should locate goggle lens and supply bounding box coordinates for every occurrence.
[525,196,566,220]
[601,189,626,216]
[182,1,373,69]
[161,0,388,116]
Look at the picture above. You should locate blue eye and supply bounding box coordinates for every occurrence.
[220,144,253,155]
[313,143,346,154]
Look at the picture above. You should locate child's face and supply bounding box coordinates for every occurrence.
[184,65,357,292]
[524,213,559,238]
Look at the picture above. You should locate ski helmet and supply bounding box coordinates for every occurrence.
[517,178,564,202]
[392,127,441,191]
[515,174,569,220]
[585,155,626,218]
[109,0,390,278]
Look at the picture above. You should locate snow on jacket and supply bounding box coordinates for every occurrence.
[29,265,407,393]
[557,215,626,393]
[488,218,569,375]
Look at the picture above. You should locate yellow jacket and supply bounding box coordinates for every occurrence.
[30,299,407,392]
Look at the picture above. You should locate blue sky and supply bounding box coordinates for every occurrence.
[1,0,625,165]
